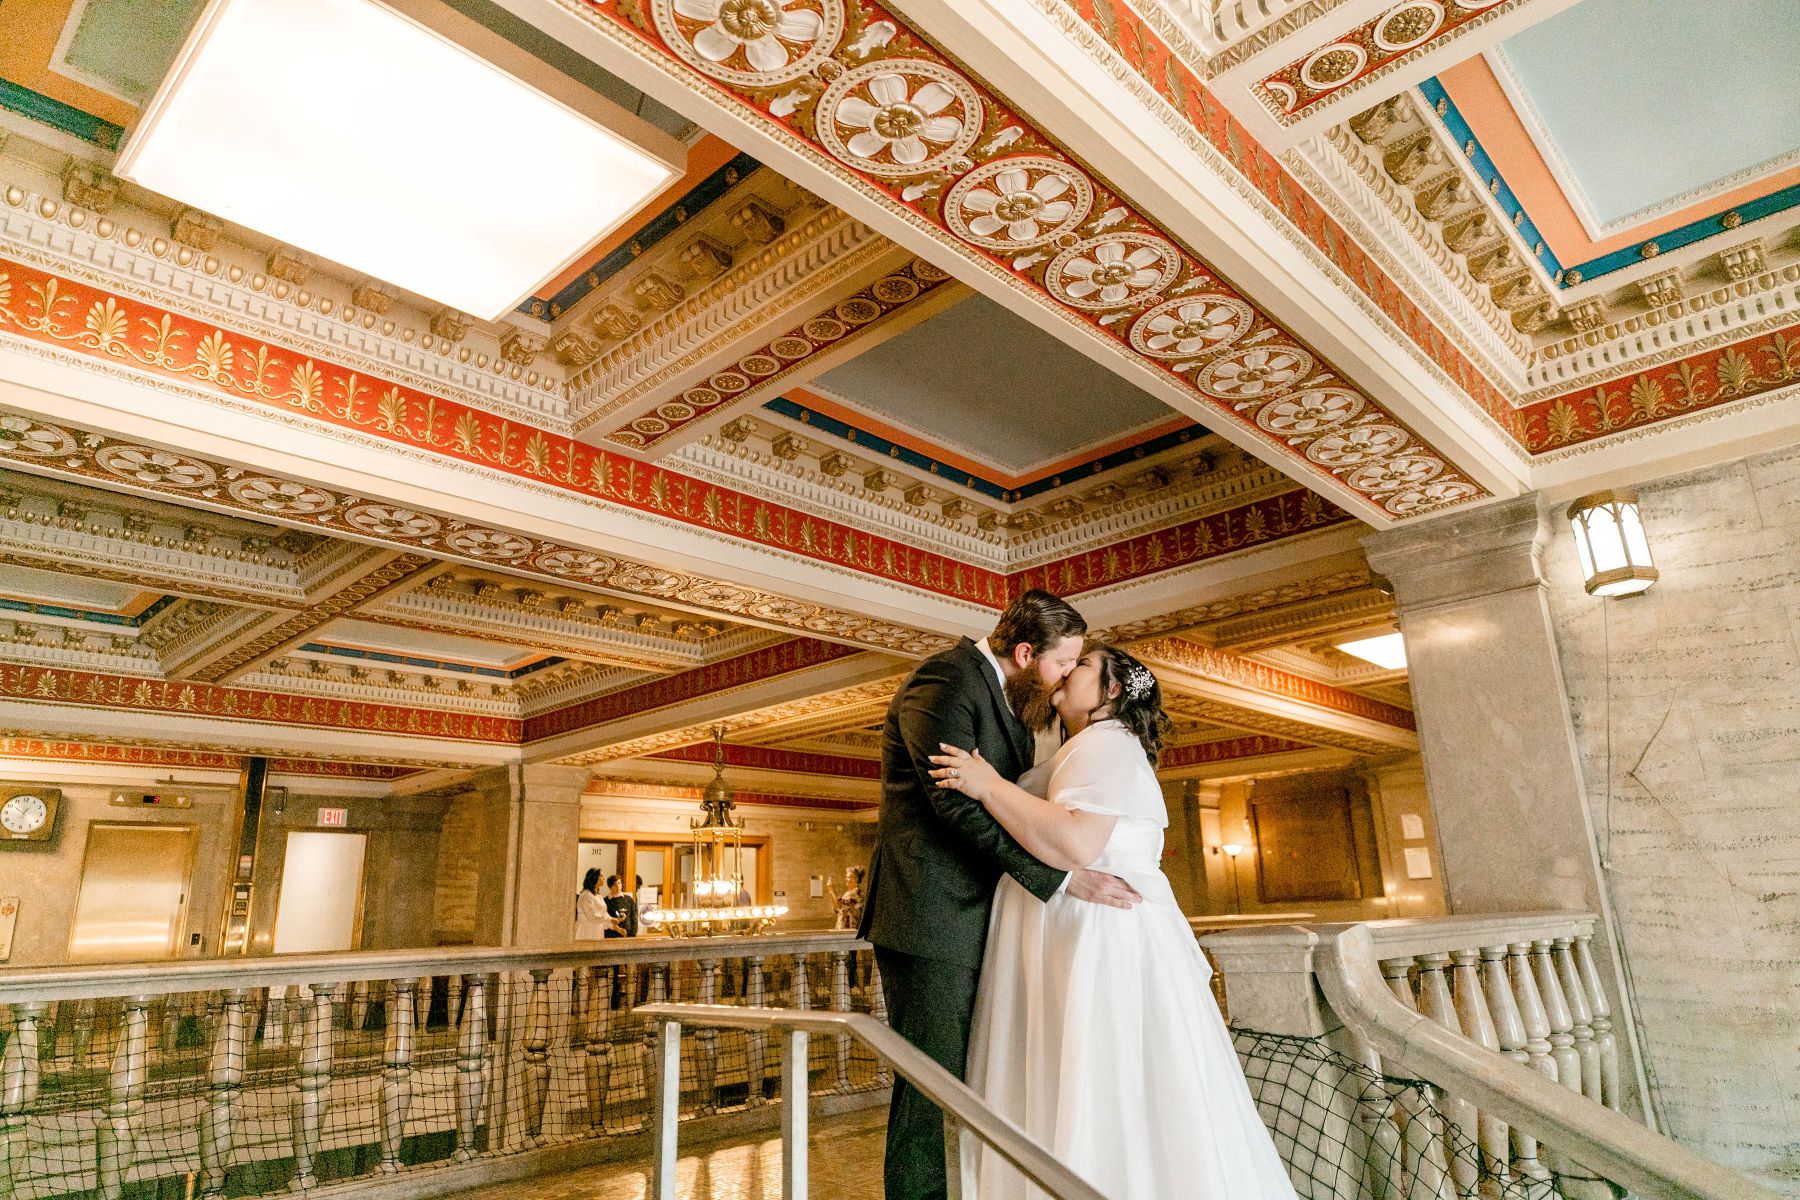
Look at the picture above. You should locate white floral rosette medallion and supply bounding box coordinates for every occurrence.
[816,59,983,178]
[652,0,845,86]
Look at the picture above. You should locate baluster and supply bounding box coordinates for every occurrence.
[1343,1025,1405,1200]
[1449,950,1511,1194]
[416,977,433,1031]
[1530,940,1580,1092]
[1506,943,1556,1084]
[793,953,813,1012]
[522,969,553,1142]
[1374,962,1448,1199]
[869,954,893,1088]
[745,956,768,1105]
[831,950,853,1092]
[348,979,372,1033]
[454,974,487,1161]
[642,964,670,1127]
[1503,944,1555,1195]
[1380,957,1416,1009]
[380,978,416,1173]
[1552,939,1601,1104]
[1415,954,1478,1198]
[1573,933,1620,1109]
[585,967,612,1131]
[95,995,151,1200]
[695,960,720,1114]
[1,1001,46,1195]
[71,997,98,1063]
[261,986,286,1047]
[199,989,249,1198]
[290,983,336,1191]
[159,995,181,1059]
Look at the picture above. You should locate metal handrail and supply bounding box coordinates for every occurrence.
[637,1003,1108,1200]
[1314,925,1781,1200]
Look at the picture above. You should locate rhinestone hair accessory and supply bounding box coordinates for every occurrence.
[1122,661,1156,700]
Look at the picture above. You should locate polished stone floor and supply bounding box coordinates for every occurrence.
[447,1106,886,1200]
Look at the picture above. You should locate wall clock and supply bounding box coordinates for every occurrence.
[0,786,61,842]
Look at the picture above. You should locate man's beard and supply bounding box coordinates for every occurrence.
[1004,668,1057,732]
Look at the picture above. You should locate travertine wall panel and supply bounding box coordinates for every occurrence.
[432,787,485,943]
[1545,444,1800,1191]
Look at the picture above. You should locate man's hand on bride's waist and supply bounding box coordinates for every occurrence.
[1067,870,1142,909]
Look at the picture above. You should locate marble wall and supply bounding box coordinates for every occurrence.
[1543,444,1800,1190]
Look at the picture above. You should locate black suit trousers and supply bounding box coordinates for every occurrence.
[875,947,978,1200]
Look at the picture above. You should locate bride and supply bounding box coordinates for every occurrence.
[929,642,1299,1200]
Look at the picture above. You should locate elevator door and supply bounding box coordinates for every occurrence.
[272,831,368,954]
[67,823,196,963]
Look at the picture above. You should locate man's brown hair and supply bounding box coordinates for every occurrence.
[989,589,1087,660]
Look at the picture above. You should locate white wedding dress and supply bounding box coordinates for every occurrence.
[965,719,1300,1200]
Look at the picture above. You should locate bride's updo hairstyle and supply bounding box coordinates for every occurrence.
[1088,642,1174,765]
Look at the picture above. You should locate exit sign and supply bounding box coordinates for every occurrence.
[317,807,349,827]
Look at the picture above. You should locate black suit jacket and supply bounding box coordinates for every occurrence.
[859,638,1067,968]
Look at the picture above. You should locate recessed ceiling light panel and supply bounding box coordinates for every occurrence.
[116,0,683,320]
[1335,632,1407,671]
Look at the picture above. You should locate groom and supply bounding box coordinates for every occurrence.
[860,588,1141,1200]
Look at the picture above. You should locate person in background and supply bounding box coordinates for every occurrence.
[828,865,866,931]
[605,874,638,938]
[575,868,620,940]
[830,865,869,986]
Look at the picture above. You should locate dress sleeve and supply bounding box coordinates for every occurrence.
[1047,724,1166,824]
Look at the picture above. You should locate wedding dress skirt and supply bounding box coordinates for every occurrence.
[965,720,1299,1200]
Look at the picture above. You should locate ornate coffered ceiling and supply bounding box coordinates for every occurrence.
[0,0,1788,795]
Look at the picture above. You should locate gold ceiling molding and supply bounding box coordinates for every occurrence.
[547,166,818,337]
[1329,100,1546,342]
[601,257,959,449]
[1101,562,1373,642]
[568,205,905,432]
[552,672,904,765]
[0,613,160,677]
[1020,0,1522,481]
[0,726,489,772]
[1160,692,1400,755]
[1192,586,1395,653]
[0,408,954,658]
[531,0,1485,520]
[0,153,566,429]
[179,551,436,685]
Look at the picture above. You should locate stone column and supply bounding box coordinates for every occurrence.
[466,764,589,948]
[361,794,453,950]
[1362,495,1650,1119]
[1358,755,1447,918]
[1160,778,1209,914]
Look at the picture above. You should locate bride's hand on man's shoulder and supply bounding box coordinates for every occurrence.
[929,743,1000,802]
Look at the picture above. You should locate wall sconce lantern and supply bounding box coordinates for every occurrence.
[1567,490,1658,597]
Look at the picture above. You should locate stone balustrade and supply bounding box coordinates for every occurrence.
[1202,914,1776,1200]
[0,933,883,1200]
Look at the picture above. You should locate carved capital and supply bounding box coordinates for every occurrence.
[730,198,786,245]
[630,272,686,312]
[499,327,547,366]
[350,280,395,314]
[171,207,223,251]
[60,160,118,213]
[678,235,735,281]
[591,302,642,340]
[267,247,314,286]
[429,307,472,343]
